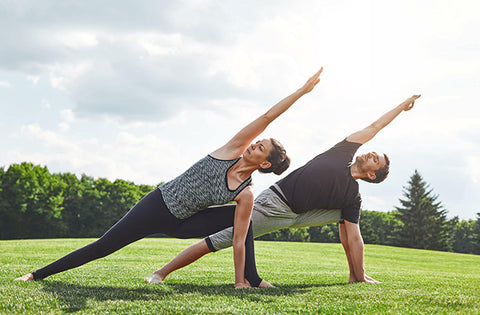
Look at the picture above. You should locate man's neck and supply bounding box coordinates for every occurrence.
[350,163,364,180]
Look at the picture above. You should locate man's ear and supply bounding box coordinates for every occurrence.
[367,171,377,181]
[260,161,272,169]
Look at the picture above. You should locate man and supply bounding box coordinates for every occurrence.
[146,94,421,287]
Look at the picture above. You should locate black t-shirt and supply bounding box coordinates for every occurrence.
[276,139,362,224]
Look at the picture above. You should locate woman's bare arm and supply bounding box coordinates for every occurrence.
[212,68,323,159]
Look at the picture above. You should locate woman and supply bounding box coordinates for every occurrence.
[15,67,323,288]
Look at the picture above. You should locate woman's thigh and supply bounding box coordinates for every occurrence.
[168,204,237,239]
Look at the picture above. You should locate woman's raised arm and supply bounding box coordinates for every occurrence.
[212,67,323,160]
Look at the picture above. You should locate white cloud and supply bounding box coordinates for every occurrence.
[60,109,75,122]
[0,80,12,88]
[27,75,40,84]
[361,195,389,212]
[21,123,77,152]
[58,122,70,132]
[48,60,93,91]
[466,155,480,183]
[41,99,51,109]
[52,31,98,49]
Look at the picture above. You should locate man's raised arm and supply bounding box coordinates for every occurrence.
[346,95,421,144]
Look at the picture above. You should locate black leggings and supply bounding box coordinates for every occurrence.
[32,189,262,287]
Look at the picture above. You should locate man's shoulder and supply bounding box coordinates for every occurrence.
[332,138,362,151]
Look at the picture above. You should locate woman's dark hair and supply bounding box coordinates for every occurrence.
[259,138,291,175]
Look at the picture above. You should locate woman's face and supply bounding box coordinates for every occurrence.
[243,139,273,166]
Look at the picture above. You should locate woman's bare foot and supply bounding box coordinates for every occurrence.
[145,272,164,284]
[235,282,251,289]
[258,279,275,288]
[14,273,34,281]
[235,278,252,289]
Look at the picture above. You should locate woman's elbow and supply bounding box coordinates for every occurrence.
[260,112,275,124]
[232,238,245,250]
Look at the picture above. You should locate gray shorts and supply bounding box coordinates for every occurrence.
[208,188,342,251]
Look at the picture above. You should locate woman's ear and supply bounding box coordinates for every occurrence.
[259,161,272,169]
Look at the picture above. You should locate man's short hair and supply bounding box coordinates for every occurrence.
[360,153,390,184]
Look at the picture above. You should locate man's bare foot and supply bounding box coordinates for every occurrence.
[14,273,34,281]
[258,280,275,288]
[145,272,164,284]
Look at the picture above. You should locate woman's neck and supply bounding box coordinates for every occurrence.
[230,158,257,180]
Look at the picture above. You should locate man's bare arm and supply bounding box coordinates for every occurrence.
[347,95,421,144]
[339,222,357,283]
[343,220,379,283]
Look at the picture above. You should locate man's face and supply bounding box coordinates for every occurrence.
[355,152,387,173]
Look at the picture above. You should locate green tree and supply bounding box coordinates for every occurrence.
[472,212,480,254]
[361,210,402,245]
[57,173,91,237]
[0,163,66,239]
[98,179,154,235]
[66,177,155,237]
[308,223,340,243]
[256,227,310,242]
[395,170,450,251]
[0,162,157,239]
[448,216,475,254]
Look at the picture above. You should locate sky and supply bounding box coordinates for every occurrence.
[1,0,479,220]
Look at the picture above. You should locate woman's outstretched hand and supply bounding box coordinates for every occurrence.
[298,67,323,94]
[401,94,421,111]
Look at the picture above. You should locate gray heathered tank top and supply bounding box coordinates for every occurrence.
[158,155,252,219]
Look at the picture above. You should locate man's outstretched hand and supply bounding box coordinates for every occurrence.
[401,94,421,111]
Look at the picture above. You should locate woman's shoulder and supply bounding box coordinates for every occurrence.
[210,142,244,160]
[209,147,242,160]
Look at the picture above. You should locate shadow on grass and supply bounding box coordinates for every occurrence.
[40,281,348,312]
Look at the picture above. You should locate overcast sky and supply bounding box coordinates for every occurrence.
[1,0,479,220]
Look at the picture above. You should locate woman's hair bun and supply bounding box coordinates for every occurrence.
[259,138,291,175]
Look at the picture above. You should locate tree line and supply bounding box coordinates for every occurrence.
[0,162,155,239]
[1,163,479,254]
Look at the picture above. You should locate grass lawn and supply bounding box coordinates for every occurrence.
[1,238,479,314]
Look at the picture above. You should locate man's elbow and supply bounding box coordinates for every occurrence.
[369,122,383,133]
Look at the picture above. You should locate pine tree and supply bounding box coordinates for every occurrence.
[472,212,480,254]
[395,170,450,251]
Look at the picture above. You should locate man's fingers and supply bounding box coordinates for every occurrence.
[313,67,323,79]
[405,101,414,111]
